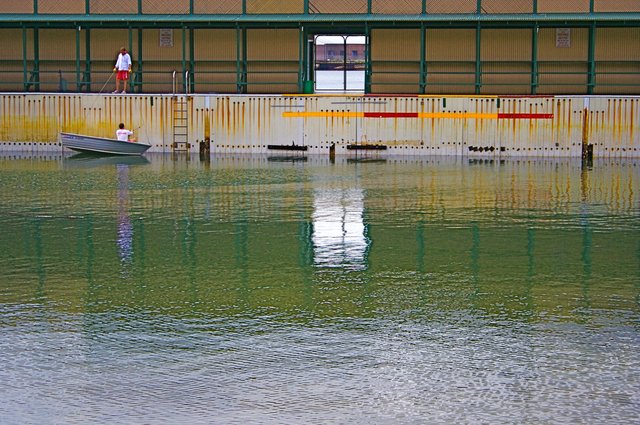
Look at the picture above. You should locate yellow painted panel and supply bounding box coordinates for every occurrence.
[0,0,31,13]
[371,0,421,14]
[481,0,532,13]
[38,0,85,13]
[481,29,531,61]
[308,0,367,13]
[537,63,588,94]
[426,63,475,93]
[246,0,303,13]
[595,28,640,61]
[537,28,588,61]
[39,30,77,61]
[142,29,186,61]
[0,29,26,60]
[247,29,298,61]
[372,29,420,61]
[538,0,589,12]
[194,30,237,60]
[595,0,640,12]
[426,0,475,14]
[194,0,242,13]
[142,0,189,13]
[90,0,137,14]
[426,29,475,61]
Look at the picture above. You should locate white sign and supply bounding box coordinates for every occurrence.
[159,29,173,48]
[556,28,571,48]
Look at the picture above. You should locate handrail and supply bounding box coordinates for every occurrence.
[185,70,190,94]
[172,70,177,94]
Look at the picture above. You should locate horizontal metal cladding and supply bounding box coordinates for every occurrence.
[0,93,637,158]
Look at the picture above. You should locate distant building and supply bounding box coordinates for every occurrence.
[316,44,366,62]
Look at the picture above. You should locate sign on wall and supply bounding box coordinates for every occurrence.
[159,29,173,47]
[556,28,571,48]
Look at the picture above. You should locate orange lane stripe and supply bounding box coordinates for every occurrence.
[283,111,553,119]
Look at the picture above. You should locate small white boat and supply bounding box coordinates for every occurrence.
[60,132,151,155]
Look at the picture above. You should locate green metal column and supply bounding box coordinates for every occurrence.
[33,28,40,91]
[33,0,37,14]
[138,0,142,14]
[367,0,372,14]
[22,27,28,91]
[137,28,143,93]
[85,0,90,13]
[587,23,596,95]
[422,0,426,14]
[236,25,247,94]
[587,0,596,94]
[298,25,304,92]
[85,29,91,92]
[304,0,309,14]
[182,27,187,92]
[420,23,426,94]
[475,23,481,95]
[76,27,81,92]
[189,0,194,14]
[364,23,371,94]
[189,28,195,93]
[531,25,538,95]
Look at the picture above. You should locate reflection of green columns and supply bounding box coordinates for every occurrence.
[581,214,592,309]
[416,222,425,273]
[235,217,250,306]
[471,223,480,296]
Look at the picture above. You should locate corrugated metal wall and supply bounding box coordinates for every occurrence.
[371,29,421,94]
[1,93,638,159]
[425,29,476,94]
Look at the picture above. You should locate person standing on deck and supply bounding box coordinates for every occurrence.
[113,47,132,94]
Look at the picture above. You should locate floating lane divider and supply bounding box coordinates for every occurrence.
[283,111,554,120]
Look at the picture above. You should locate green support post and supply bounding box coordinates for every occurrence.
[85,29,91,92]
[475,23,481,95]
[298,25,304,93]
[422,0,426,14]
[137,28,143,93]
[76,27,81,92]
[364,24,371,94]
[531,25,538,95]
[33,0,37,14]
[189,28,195,93]
[587,23,596,95]
[182,26,187,92]
[85,0,90,13]
[367,0,372,14]
[304,0,309,14]
[420,23,426,94]
[189,0,194,15]
[236,26,242,93]
[22,27,28,91]
[33,28,40,92]
[138,0,142,14]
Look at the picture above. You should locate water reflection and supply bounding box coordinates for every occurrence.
[0,154,639,424]
[116,164,133,272]
[312,187,369,270]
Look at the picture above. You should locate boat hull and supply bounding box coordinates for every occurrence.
[60,132,151,155]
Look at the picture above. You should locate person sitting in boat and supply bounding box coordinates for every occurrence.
[116,123,136,142]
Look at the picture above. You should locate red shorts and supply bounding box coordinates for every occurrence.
[116,70,129,80]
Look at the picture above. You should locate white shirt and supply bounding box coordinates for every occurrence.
[115,52,132,71]
[116,129,133,141]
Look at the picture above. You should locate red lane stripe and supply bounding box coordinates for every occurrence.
[363,112,419,118]
[498,113,554,119]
